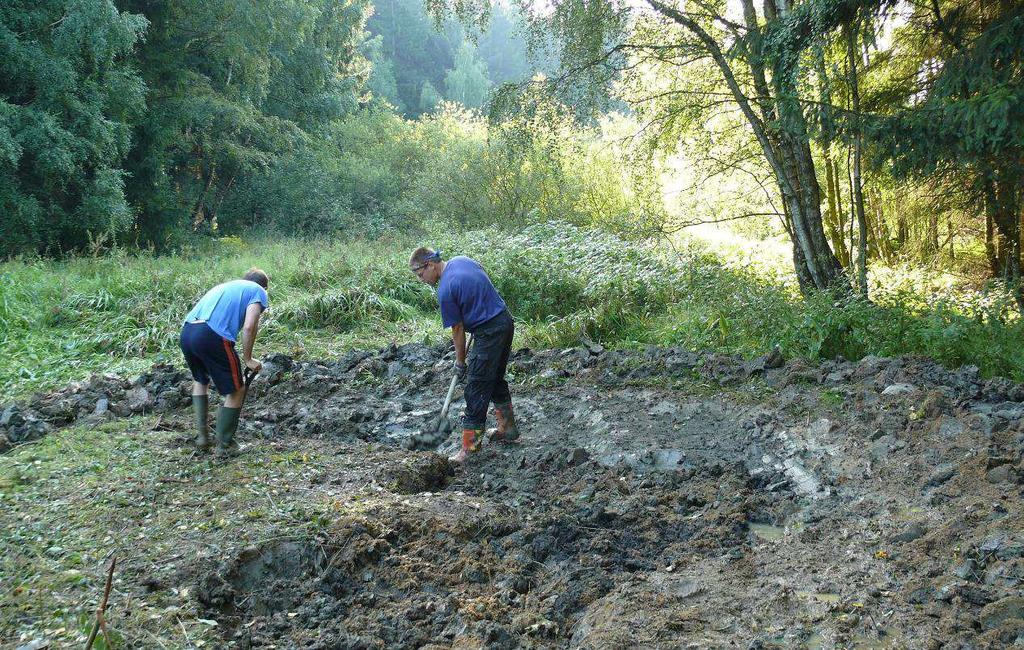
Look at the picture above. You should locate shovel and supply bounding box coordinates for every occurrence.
[241,366,259,406]
[405,335,473,450]
[432,334,474,433]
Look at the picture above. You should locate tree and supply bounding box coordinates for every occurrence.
[420,80,443,113]
[0,0,146,256]
[367,0,455,118]
[369,0,541,117]
[866,0,1024,306]
[476,3,538,85]
[461,0,853,293]
[364,34,404,111]
[263,0,372,129]
[445,42,491,108]
[115,0,371,245]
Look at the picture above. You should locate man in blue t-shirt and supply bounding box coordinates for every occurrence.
[179,268,269,458]
[410,247,519,462]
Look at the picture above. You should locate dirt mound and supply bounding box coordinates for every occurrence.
[196,459,756,648]
[5,342,1024,647]
[1,364,190,451]
[382,453,452,494]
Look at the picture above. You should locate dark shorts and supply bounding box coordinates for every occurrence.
[180,322,243,395]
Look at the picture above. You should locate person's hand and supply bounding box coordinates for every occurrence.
[245,358,263,374]
[453,361,467,383]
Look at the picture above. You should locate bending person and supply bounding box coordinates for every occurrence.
[410,248,519,462]
[179,268,269,458]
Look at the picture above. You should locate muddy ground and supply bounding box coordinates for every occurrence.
[3,342,1024,648]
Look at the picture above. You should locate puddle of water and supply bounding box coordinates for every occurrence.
[892,505,926,521]
[853,628,900,649]
[653,449,685,469]
[806,628,900,650]
[796,591,841,604]
[383,422,419,436]
[596,448,692,472]
[750,523,786,540]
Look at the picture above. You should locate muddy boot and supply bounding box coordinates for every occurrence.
[214,406,242,459]
[450,428,483,463]
[193,395,211,451]
[490,402,520,443]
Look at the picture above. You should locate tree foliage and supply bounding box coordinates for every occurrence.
[369,0,545,117]
[117,0,372,245]
[445,42,491,108]
[866,2,1024,302]
[0,0,146,256]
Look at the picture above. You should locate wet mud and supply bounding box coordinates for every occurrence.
[5,343,1024,648]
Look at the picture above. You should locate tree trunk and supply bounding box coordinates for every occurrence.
[987,173,1023,308]
[897,208,908,249]
[946,213,955,263]
[869,186,893,262]
[985,192,999,275]
[846,145,856,273]
[834,157,847,255]
[823,152,849,266]
[648,0,848,295]
[191,162,217,230]
[791,233,817,294]
[927,211,939,259]
[845,24,868,297]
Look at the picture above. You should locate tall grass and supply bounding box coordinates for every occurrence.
[0,237,442,396]
[3,223,1024,397]
[646,252,1024,380]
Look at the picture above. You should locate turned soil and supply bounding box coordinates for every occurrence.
[3,343,1024,648]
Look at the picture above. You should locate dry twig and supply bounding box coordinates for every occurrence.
[84,556,117,649]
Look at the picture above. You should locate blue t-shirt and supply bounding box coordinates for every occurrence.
[185,279,269,342]
[437,256,507,332]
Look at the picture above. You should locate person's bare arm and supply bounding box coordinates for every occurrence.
[240,303,263,372]
[452,322,467,366]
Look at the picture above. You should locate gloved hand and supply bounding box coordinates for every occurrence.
[453,361,467,383]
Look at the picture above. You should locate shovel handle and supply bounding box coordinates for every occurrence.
[439,373,459,420]
[243,367,258,389]
[438,334,474,420]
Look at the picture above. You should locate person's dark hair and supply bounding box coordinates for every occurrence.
[409,247,437,267]
[243,267,269,289]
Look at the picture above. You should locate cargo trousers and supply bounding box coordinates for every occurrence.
[463,310,514,429]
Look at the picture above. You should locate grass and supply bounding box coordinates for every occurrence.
[0,417,304,647]
[645,257,1024,381]
[0,236,447,398]
[0,413,411,648]
[3,221,1024,400]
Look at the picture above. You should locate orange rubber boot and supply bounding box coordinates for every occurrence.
[450,427,483,463]
[490,402,520,442]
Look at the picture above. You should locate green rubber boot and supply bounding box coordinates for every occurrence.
[214,406,242,459]
[193,395,211,451]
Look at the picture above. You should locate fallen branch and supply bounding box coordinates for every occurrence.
[84,556,116,650]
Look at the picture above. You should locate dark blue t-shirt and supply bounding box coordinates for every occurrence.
[437,256,507,331]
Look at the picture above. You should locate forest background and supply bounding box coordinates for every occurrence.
[1,0,1023,395]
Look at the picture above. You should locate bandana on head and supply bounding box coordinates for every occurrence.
[426,250,441,262]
